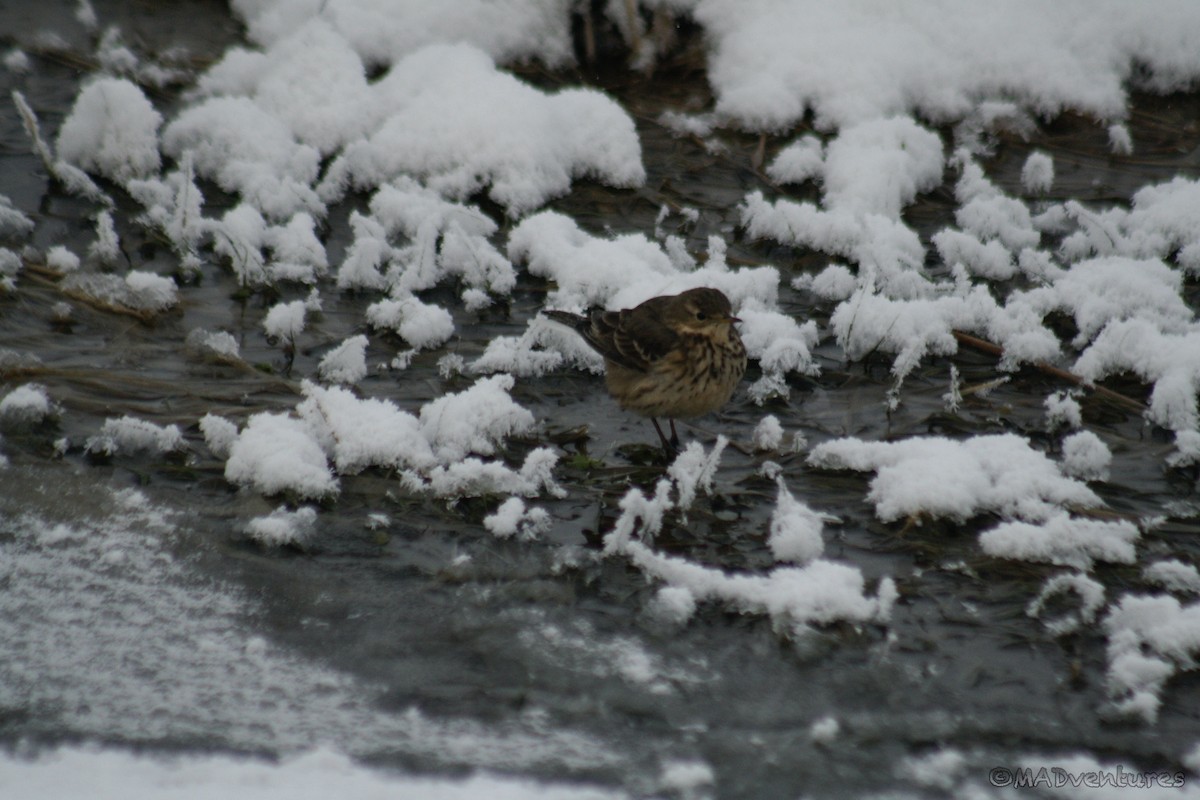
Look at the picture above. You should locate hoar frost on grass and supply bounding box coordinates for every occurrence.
[245,506,318,547]
[0,194,34,238]
[223,376,560,502]
[751,415,784,451]
[1102,593,1200,723]
[85,416,184,457]
[484,497,551,541]
[601,439,895,637]
[199,413,239,459]
[317,44,645,217]
[230,0,579,69]
[56,77,162,184]
[338,178,515,302]
[61,271,179,315]
[0,384,54,425]
[1026,573,1106,636]
[262,291,320,343]
[185,328,240,361]
[1142,560,1200,595]
[809,434,1141,570]
[318,335,369,385]
[1059,430,1111,481]
[694,0,1200,132]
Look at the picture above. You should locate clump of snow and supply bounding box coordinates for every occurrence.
[752,415,784,450]
[13,90,112,207]
[1020,151,1054,194]
[224,412,339,499]
[125,155,205,271]
[767,134,824,185]
[484,497,551,541]
[74,0,98,30]
[366,295,454,350]
[263,296,315,343]
[822,117,944,218]
[85,416,183,457]
[795,263,857,302]
[1025,572,1106,635]
[418,375,535,464]
[163,97,322,221]
[603,441,895,636]
[658,759,715,798]
[245,505,318,547]
[4,48,30,74]
[266,212,328,283]
[1059,430,1111,481]
[1103,593,1200,722]
[979,513,1139,571]
[1108,123,1133,155]
[897,749,967,792]
[318,335,369,385]
[225,376,552,502]
[658,110,716,139]
[437,353,466,379]
[230,0,576,68]
[403,447,563,499]
[336,178,515,300]
[45,245,81,273]
[694,0,1200,131]
[56,77,162,183]
[60,270,179,314]
[1143,560,1200,595]
[0,194,34,238]
[1056,179,1200,274]
[1044,390,1082,430]
[122,271,179,312]
[186,328,240,360]
[0,249,21,291]
[808,434,1100,524]
[648,586,697,626]
[1168,430,1200,468]
[1072,320,1200,433]
[667,438,728,521]
[196,19,374,156]
[298,382,436,473]
[318,43,645,217]
[1015,256,1190,346]
[88,209,121,264]
[199,413,239,459]
[808,716,840,744]
[942,364,962,412]
[767,479,825,564]
[0,384,53,424]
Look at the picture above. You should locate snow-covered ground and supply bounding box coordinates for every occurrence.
[2,0,1200,796]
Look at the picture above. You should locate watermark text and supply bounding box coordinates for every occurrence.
[989,766,1186,790]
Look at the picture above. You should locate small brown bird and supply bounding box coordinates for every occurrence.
[546,287,747,452]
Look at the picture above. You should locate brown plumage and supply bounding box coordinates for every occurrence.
[546,287,747,452]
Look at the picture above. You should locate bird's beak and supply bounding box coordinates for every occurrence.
[728,315,742,324]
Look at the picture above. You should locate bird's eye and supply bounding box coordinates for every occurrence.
[695,311,707,321]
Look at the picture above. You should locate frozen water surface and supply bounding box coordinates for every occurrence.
[1,1,1199,798]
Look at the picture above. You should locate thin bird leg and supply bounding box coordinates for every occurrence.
[668,419,680,449]
[651,417,676,453]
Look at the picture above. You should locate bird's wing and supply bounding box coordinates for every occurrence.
[587,305,679,372]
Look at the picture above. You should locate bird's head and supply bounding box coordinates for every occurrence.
[669,287,741,334]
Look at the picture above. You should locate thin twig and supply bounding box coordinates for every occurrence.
[952,330,1145,412]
